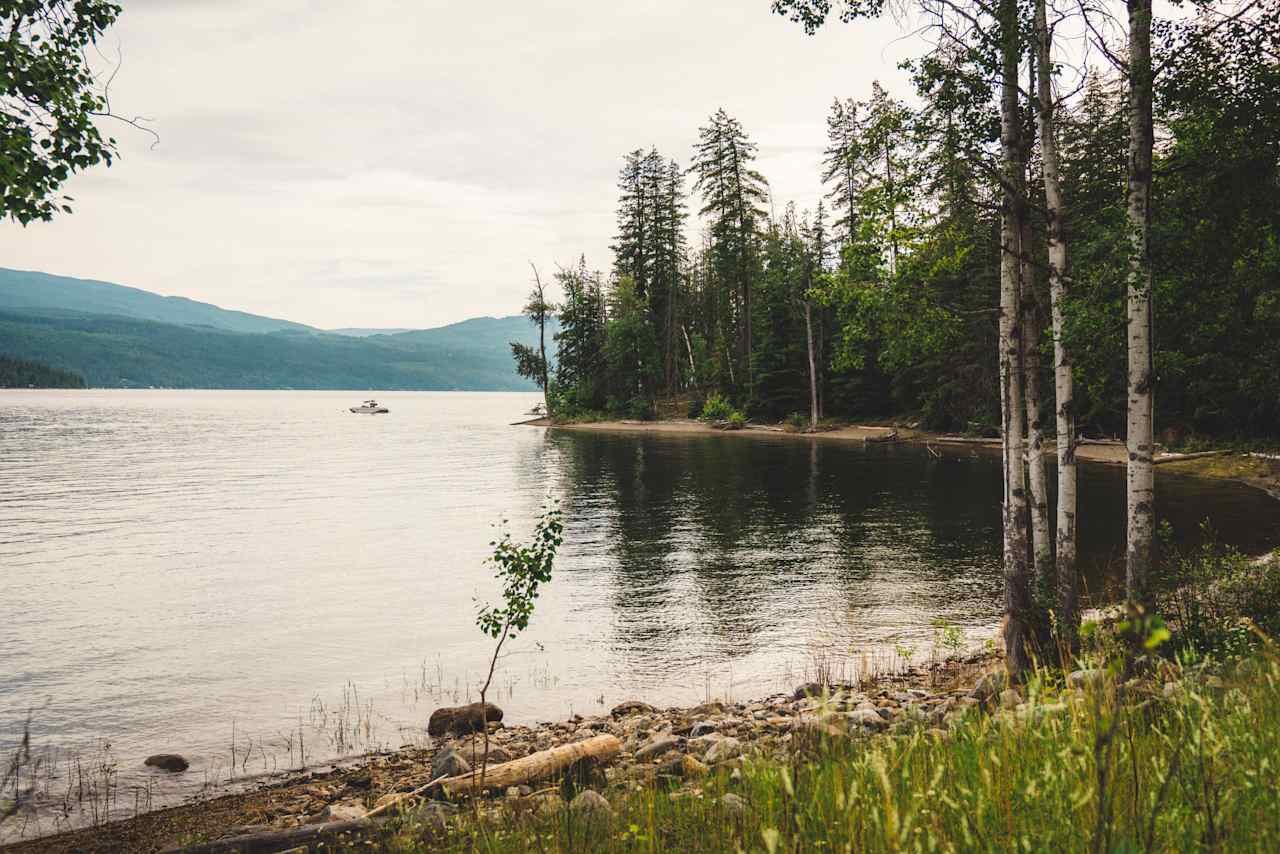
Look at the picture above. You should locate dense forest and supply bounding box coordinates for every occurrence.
[0,355,85,388]
[516,11,1279,445]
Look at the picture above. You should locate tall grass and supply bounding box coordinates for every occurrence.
[372,648,1280,852]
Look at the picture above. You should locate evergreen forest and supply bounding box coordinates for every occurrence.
[517,10,1280,446]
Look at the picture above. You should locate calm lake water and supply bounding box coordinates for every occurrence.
[2,389,1278,835]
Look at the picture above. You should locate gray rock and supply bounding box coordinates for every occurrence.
[846,708,889,731]
[570,789,612,821]
[143,754,189,772]
[432,746,472,779]
[483,746,514,765]
[328,801,366,822]
[428,702,503,737]
[635,735,681,762]
[792,682,833,701]
[611,700,657,718]
[657,754,709,779]
[969,670,1007,702]
[690,720,719,737]
[704,736,743,764]
[720,792,747,816]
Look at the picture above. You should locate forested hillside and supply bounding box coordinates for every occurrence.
[0,355,85,388]
[0,268,311,334]
[528,13,1280,444]
[0,311,541,390]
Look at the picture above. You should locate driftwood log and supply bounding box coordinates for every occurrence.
[1154,450,1232,465]
[440,733,621,797]
[863,430,899,444]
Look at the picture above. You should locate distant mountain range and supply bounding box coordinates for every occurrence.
[0,268,550,390]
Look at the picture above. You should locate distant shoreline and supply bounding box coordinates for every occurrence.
[522,417,1280,501]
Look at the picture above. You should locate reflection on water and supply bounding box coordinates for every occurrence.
[1,390,1277,837]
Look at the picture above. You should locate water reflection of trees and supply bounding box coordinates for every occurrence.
[540,430,1280,680]
[546,433,1013,667]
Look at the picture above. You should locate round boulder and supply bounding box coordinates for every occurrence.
[143,754,189,772]
[428,702,503,737]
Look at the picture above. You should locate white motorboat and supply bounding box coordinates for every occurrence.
[350,399,389,414]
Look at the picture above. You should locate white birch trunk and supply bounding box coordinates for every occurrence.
[998,0,1034,676]
[1125,0,1156,606]
[1020,219,1052,590]
[1034,0,1079,639]
[804,301,819,431]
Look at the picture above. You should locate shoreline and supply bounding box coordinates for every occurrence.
[523,417,1280,501]
[6,650,1003,853]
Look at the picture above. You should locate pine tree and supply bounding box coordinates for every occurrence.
[690,109,769,396]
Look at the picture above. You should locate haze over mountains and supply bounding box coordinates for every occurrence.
[0,269,545,390]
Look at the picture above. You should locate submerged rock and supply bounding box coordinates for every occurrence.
[428,702,503,737]
[144,754,189,772]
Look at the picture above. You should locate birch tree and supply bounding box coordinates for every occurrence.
[1032,0,1078,640]
[996,0,1035,675]
[1123,0,1156,606]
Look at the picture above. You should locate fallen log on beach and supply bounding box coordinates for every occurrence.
[863,430,899,444]
[1155,450,1233,465]
[440,733,622,797]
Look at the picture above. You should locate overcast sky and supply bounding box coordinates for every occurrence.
[3,1,926,330]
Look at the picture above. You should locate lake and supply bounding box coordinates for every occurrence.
[2,389,1277,835]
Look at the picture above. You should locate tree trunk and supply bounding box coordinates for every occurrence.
[530,263,550,412]
[1020,219,1052,590]
[1125,0,1156,607]
[804,301,819,430]
[1034,0,1078,641]
[998,0,1034,679]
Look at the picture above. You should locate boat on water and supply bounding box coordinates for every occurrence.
[350,399,389,414]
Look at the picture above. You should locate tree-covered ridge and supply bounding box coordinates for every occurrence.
[0,354,85,388]
[0,310,544,390]
[0,268,312,334]
[525,21,1280,443]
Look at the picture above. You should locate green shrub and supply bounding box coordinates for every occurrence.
[686,395,706,419]
[1159,533,1280,659]
[699,393,735,422]
[785,411,808,430]
[725,411,746,430]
